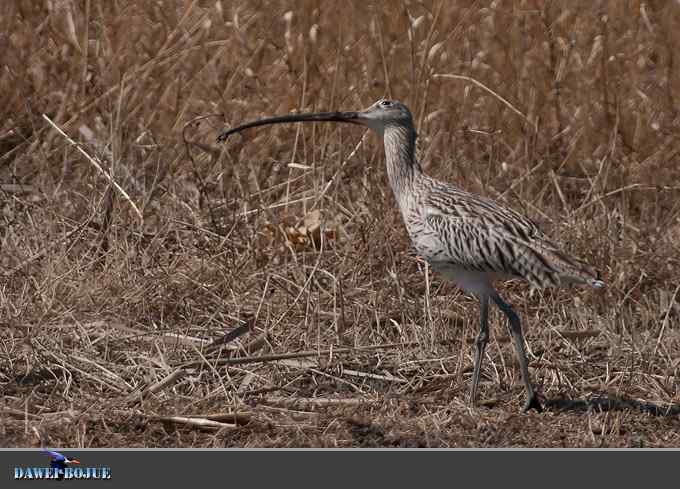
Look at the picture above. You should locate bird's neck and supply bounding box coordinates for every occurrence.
[383,125,423,198]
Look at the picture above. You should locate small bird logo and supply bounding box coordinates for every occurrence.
[42,449,80,479]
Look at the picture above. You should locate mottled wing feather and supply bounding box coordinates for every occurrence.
[423,184,601,288]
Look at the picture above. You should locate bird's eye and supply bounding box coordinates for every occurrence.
[380,100,392,107]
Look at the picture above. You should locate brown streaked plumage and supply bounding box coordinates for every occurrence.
[218,99,604,412]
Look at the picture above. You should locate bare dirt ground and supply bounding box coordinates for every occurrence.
[2,0,679,448]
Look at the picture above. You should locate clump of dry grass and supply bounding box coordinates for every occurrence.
[1,0,679,448]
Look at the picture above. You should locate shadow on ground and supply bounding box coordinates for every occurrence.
[545,393,680,417]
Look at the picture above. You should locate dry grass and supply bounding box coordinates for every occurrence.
[1,0,680,448]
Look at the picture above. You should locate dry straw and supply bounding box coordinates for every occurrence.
[2,0,679,448]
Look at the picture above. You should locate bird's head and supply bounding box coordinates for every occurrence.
[217,99,414,142]
[355,99,414,135]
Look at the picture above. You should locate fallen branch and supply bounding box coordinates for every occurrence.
[186,412,251,424]
[275,359,407,383]
[125,368,188,406]
[260,396,382,409]
[1,408,40,420]
[179,341,420,369]
[150,415,237,431]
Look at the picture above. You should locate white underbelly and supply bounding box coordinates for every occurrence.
[401,207,501,297]
[429,262,498,297]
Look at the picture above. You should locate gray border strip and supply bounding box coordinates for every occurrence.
[3,449,678,488]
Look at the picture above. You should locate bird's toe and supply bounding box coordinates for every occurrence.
[522,394,543,413]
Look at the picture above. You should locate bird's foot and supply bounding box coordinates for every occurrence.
[521,394,543,413]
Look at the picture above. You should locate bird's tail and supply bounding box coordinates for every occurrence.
[541,242,605,289]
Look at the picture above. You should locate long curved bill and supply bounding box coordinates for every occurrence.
[217,111,363,143]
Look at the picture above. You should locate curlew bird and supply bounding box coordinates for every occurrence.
[218,99,604,412]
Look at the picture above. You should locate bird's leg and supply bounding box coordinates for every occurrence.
[491,294,543,413]
[470,295,489,407]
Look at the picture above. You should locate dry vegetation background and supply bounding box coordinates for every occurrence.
[1,0,680,448]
